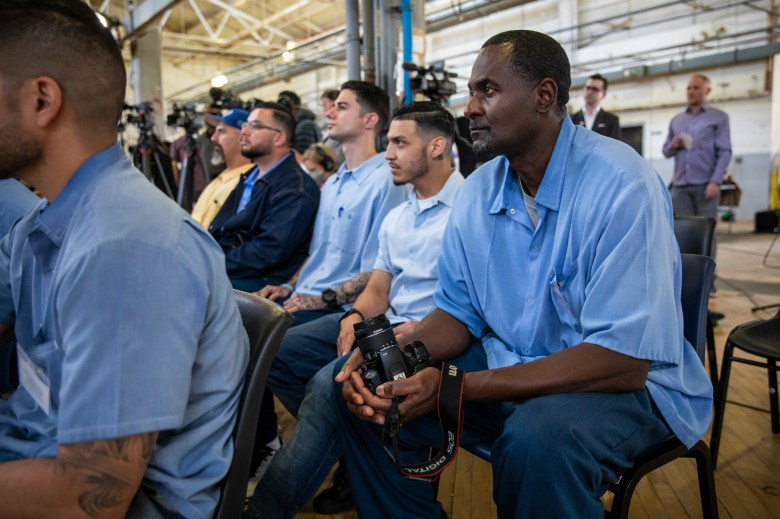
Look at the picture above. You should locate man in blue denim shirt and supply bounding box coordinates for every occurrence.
[0,2,248,518]
[330,30,713,518]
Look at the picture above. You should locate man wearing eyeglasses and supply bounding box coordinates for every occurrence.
[570,73,621,140]
[208,102,321,293]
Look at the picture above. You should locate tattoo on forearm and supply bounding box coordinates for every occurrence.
[54,433,157,518]
[336,272,371,304]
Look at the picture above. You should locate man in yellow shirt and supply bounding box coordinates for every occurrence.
[191,109,254,227]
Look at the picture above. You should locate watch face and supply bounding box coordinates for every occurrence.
[322,289,340,310]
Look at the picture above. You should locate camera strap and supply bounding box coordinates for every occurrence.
[381,362,465,482]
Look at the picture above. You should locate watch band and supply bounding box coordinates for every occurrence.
[338,308,365,324]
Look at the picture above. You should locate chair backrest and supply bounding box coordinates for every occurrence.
[214,290,294,519]
[674,216,716,257]
[680,253,716,363]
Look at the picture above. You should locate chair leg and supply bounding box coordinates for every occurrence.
[706,318,718,388]
[769,360,779,434]
[710,342,734,469]
[689,441,719,519]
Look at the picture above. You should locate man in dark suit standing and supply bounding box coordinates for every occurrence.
[571,73,621,140]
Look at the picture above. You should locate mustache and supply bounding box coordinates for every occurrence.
[469,123,489,131]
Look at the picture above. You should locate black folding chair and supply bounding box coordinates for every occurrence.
[674,216,719,386]
[213,290,293,519]
[709,308,780,469]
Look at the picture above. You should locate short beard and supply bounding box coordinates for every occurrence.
[211,146,225,167]
[392,152,428,186]
[472,135,497,161]
[241,145,269,160]
[0,120,41,180]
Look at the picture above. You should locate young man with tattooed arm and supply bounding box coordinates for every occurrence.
[246,81,407,487]
[0,2,248,518]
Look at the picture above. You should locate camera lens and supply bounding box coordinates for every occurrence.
[353,313,397,355]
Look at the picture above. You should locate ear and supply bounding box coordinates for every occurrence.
[363,111,379,131]
[428,135,447,161]
[28,77,63,129]
[536,78,558,113]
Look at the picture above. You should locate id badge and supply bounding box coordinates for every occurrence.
[17,345,51,416]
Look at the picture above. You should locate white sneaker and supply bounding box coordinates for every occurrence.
[246,435,282,498]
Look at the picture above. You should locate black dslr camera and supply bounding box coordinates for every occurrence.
[353,314,434,393]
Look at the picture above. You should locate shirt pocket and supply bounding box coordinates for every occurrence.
[329,209,359,254]
[548,267,582,337]
[19,340,63,410]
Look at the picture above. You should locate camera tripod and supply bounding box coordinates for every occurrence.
[174,128,206,213]
[128,123,177,201]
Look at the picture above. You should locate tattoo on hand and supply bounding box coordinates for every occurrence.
[54,433,157,518]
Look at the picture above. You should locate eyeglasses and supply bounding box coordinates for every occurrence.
[242,121,282,132]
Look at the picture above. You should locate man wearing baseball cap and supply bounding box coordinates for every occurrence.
[191,109,254,228]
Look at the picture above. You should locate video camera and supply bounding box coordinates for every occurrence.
[209,87,262,111]
[402,61,458,103]
[166,102,201,132]
[123,102,155,132]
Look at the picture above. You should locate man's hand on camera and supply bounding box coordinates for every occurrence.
[376,367,440,424]
[337,350,392,424]
[336,315,361,357]
[392,320,418,344]
[256,284,290,301]
[283,294,325,313]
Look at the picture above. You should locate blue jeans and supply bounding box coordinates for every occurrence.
[246,360,344,519]
[255,309,342,450]
[247,342,672,519]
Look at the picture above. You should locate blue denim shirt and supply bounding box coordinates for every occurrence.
[295,152,407,296]
[375,171,464,323]
[662,104,732,186]
[435,117,713,448]
[0,179,40,237]
[0,144,249,519]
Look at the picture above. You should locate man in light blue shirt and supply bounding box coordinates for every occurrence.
[246,102,464,519]
[250,81,406,476]
[0,3,248,518]
[329,30,713,518]
[0,180,39,237]
[0,179,39,393]
[258,81,407,324]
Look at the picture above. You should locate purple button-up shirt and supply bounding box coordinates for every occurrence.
[662,104,732,186]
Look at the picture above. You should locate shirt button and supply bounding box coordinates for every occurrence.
[527,297,534,304]
[531,246,539,253]
[509,208,516,215]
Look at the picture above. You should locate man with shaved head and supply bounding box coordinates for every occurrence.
[268,30,713,518]
[0,2,248,518]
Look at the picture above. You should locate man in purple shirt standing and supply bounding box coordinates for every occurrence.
[663,74,732,281]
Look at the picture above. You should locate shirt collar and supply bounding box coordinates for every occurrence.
[333,152,386,186]
[489,116,573,215]
[686,103,710,114]
[410,169,463,210]
[35,143,126,246]
[584,105,601,116]
[257,152,294,182]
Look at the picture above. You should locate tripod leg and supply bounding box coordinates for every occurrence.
[177,156,195,212]
[153,152,175,199]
